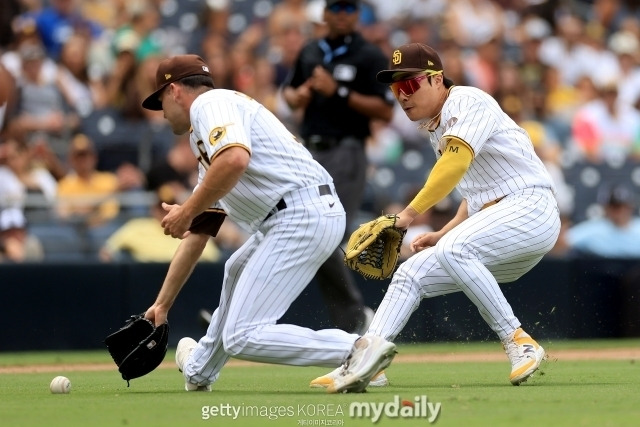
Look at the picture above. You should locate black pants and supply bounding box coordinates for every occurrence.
[310,138,368,333]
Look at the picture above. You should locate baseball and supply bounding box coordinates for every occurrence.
[50,376,71,394]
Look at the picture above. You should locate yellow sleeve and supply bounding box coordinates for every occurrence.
[408,138,473,214]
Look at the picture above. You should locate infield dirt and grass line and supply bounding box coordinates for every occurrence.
[0,345,637,374]
[0,340,638,427]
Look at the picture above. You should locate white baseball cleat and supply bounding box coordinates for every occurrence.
[503,328,546,385]
[175,337,211,391]
[326,335,397,394]
[310,366,389,388]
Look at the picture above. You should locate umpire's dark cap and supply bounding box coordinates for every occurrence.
[377,43,445,84]
[326,0,360,8]
[142,54,213,110]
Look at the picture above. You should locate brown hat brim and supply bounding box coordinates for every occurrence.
[376,68,426,84]
[142,84,169,111]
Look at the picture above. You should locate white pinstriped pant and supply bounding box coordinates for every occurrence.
[184,185,358,386]
[369,187,561,342]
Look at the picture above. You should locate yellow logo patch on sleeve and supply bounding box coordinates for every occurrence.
[209,127,226,145]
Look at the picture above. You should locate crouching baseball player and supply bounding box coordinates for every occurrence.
[311,43,561,391]
[140,54,395,393]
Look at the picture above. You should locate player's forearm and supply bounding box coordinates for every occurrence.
[154,233,209,310]
[440,199,469,234]
[181,147,249,218]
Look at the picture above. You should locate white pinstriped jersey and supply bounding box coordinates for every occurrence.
[427,86,556,215]
[188,89,334,232]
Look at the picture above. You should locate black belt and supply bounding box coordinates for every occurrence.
[305,135,340,151]
[264,185,332,221]
[304,135,364,151]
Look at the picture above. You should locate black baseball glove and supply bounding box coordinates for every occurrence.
[104,313,169,386]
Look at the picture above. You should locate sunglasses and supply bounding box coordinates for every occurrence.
[389,70,443,97]
[328,3,358,14]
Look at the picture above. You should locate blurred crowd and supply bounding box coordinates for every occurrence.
[1,0,640,263]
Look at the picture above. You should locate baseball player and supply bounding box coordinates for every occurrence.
[312,43,561,391]
[140,54,395,393]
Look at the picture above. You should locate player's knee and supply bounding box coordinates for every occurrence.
[434,237,465,266]
[389,263,421,297]
[221,328,246,356]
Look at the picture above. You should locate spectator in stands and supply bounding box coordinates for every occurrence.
[538,14,591,87]
[56,33,107,116]
[268,0,309,41]
[28,133,68,181]
[111,0,162,64]
[0,140,44,262]
[570,77,640,163]
[607,30,640,111]
[268,0,310,86]
[56,133,120,228]
[306,0,329,39]
[0,15,59,97]
[0,139,27,214]
[566,183,640,258]
[444,0,505,50]
[99,184,221,263]
[8,41,80,157]
[29,0,103,60]
[0,63,14,137]
[0,207,43,263]
[200,33,233,90]
[0,138,58,218]
[518,16,552,92]
[103,33,140,115]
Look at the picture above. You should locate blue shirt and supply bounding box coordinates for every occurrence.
[567,217,640,258]
[32,8,102,59]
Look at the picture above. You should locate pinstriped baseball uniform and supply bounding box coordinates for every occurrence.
[183,89,358,386]
[368,85,561,341]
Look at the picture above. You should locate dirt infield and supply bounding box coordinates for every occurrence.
[0,347,637,375]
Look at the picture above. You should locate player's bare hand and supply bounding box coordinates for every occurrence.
[392,213,413,230]
[145,304,168,327]
[410,231,443,252]
[310,66,338,97]
[160,202,192,239]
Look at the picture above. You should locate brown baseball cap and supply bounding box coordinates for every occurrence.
[142,54,213,110]
[376,43,444,84]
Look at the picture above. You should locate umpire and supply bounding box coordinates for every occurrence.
[283,0,393,334]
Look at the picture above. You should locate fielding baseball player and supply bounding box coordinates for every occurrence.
[140,54,396,393]
[312,43,561,391]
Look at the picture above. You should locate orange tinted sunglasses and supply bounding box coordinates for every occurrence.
[389,70,443,97]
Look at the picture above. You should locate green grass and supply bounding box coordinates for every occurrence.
[0,341,639,427]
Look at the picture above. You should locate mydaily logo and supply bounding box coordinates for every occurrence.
[349,395,441,423]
